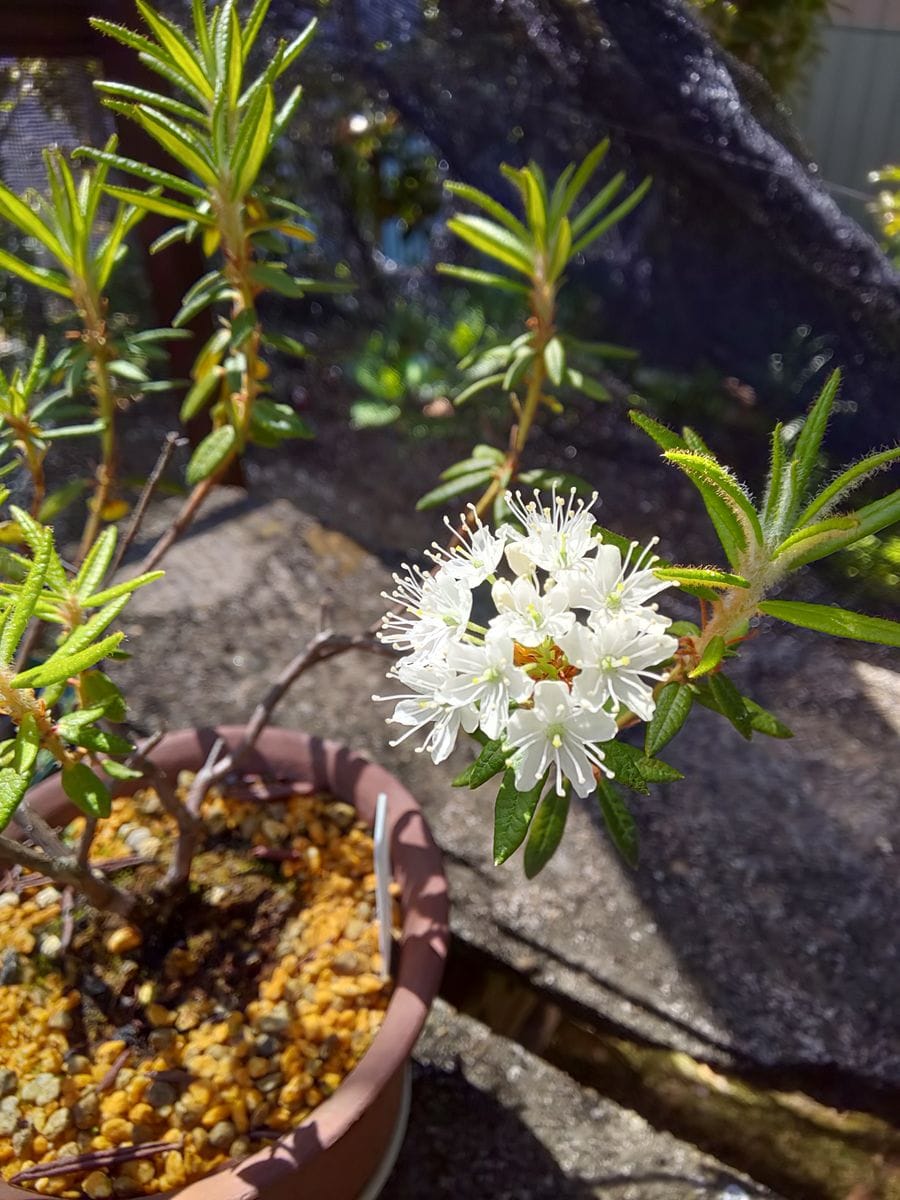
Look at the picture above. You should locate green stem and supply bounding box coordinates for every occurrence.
[77,292,118,564]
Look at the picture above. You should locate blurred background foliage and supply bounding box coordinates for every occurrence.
[0,0,896,600]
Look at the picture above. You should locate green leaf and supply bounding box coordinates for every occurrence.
[597,777,638,868]
[73,727,134,756]
[742,697,793,739]
[11,632,125,690]
[80,670,127,722]
[797,446,900,528]
[102,759,145,781]
[453,373,506,407]
[61,762,111,819]
[635,752,684,784]
[0,180,66,261]
[107,360,149,385]
[664,451,763,551]
[446,215,533,277]
[601,741,649,795]
[186,425,237,486]
[561,139,610,216]
[13,714,40,777]
[74,526,118,600]
[56,706,108,739]
[629,410,686,453]
[493,769,545,865]
[453,737,509,789]
[416,470,493,512]
[523,784,570,879]
[250,399,313,443]
[263,332,307,358]
[544,337,566,387]
[0,248,71,299]
[773,516,859,566]
[653,566,749,590]
[790,369,841,506]
[761,421,787,530]
[0,527,52,665]
[349,401,400,429]
[569,170,626,236]
[703,673,752,740]
[645,683,693,756]
[689,635,726,679]
[81,571,164,608]
[103,184,212,228]
[436,263,529,295]
[571,176,652,255]
[78,143,206,198]
[444,180,529,241]
[180,370,221,421]
[0,767,31,832]
[37,480,88,523]
[759,600,900,648]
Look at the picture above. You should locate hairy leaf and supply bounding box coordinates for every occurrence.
[645,683,693,756]
[523,785,570,878]
[759,600,900,648]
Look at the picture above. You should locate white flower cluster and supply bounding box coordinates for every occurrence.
[376,491,677,798]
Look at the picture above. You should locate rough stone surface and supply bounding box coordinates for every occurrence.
[383,1000,781,1199]
[115,419,900,1091]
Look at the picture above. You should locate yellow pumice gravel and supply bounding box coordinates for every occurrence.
[0,783,394,1197]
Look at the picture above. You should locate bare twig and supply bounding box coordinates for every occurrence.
[138,473,216,573]
[111,432,186,575]
[77,816,97,870]
[0,835,137,917]
[59,886,76,954]
[11,855,153,892]
[131,747,203,891]
[10,1139,179,1184]
[15,800,70,861]
[97,1048,131,1093]
[185,630,390,816]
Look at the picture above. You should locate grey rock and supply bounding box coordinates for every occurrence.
[72,1093,100,1130]
[0,1068,16,1097]
[208,1119,237,1149]
[257,1002,290,1035]
[0,1097,21,1136]
[146,1080,177,1109]
[0,948,22,985]
[42,1106,71,1140]
[20,1072,60,1105]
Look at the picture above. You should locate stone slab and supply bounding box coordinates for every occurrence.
[115,432,900,1090]
[383,999,782,1199]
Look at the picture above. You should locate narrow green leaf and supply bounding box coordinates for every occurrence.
[0,528,52,665]
[571,177,652,255]
[56,706,107,739]
[653,566,749,590]
[81,571,164,608]
[446,215,533,277]
[742,697,793,739]
[665,451,763,550]
[759,600,900,648]
[452,373,506,407]
[689,635,726,679]
[452,737,509,789]
[180,370,221,421]
[629,410,686,452]
[103,184,212,227]
[544,337,566,387]
[13,714,40,777]
[61,762,111,819]
[645,683,693,756]
[601,741,649,795]
[791,369,841,505]
[493,769,545,865]
[570,170,626,237]
[81,670,127,722]
[773,516,859,564]
[102,759,144,781]
[436,263,529,295]
[278,17,318,76]
[73,727,134,756]
[0,180,66,260]
[565,368,610,402]
[704,673,752,739]
[635,752,684,784]
[250,399,313,443]
[417,470,493,512]
[797,446,900,527]
[762,421,787,529]
[445,181,529,241]
[263,332,307,359]
[186,425,237,485]
[0,248,71,298]
[79,143,206,198]
[11,632,125,689]
[523,785,570,879]
[597,778,638,868]
[0,768,31,832]
[561,139,610,216]
[74,526,117,600]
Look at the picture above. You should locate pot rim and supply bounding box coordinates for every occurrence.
[1,725,449,1200]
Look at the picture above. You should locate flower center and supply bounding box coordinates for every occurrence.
[514,639,581,690]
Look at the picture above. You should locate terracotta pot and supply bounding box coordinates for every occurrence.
[2,726,450,1200]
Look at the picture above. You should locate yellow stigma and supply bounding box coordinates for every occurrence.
[551,733,563,749]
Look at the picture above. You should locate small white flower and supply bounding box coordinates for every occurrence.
[427,509,508,587]
[380,564,473,657]
[444,628,533,740]
[490,575,574,647]
[505,488,600,575]
[562,538,670,621]
[561,616,677,721]
[505,681,617,798]
[374,658,477,764]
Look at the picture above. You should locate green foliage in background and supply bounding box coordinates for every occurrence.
[692,0,830,93]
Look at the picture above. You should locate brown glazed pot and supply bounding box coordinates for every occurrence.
[2,726,450,1200]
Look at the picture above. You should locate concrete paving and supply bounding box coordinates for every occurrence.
[384,1000,782,1199]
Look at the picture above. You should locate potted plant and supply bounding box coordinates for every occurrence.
[0,1,898,1197]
